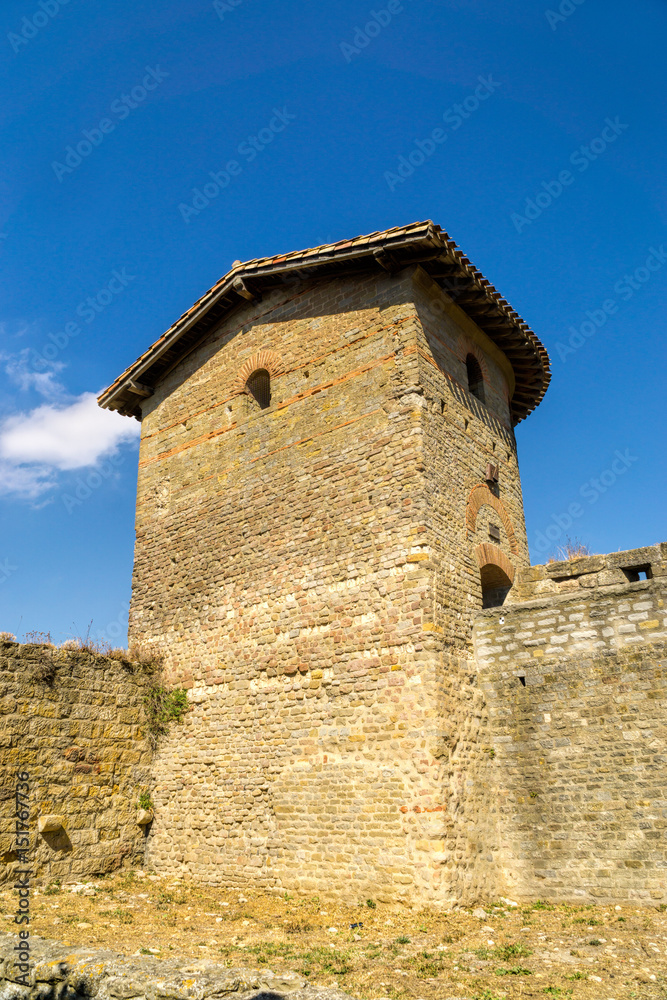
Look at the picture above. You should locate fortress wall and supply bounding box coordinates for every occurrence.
[134,269,667,906]
[473,569,667,905]
[147,650,496,905]
[412,269,530,649]
[130,270,426,682]
[0,641,152,885]
[133,270,510,904]
[136,270,459,902]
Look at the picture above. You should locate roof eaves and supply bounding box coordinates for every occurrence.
[97,220,550,424]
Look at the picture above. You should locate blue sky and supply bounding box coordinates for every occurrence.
[1,0,665,644]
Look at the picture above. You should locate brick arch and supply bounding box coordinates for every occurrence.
[474,543,515,584]
[458,336,490,384]
[232,350,285,397]
[466,483,519,555]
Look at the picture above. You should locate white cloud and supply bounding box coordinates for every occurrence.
[0,392,140,499]
[3,349,65,398]
[0,462,56,500]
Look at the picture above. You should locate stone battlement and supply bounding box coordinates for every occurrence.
[507,543,666,604]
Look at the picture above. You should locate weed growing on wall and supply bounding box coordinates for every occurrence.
[138,791,154,811]
[143,684,188,746]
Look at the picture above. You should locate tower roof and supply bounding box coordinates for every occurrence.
[98,220,550,425]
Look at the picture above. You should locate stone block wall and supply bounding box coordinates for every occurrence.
[507,543,666,604]
[1,641,153,884]
[131,267,525,905]
[148,648,500,906]
[473,558,667,905]
[131,269,427,681]
[135,269,445,902]
[413,269,530,649]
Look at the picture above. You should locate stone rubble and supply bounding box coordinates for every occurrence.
[0,933,356,1000]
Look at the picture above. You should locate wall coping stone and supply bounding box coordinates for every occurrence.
[503,545,666,604]
[477,576,661,619]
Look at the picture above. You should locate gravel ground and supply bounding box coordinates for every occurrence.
[5,869,667,1000]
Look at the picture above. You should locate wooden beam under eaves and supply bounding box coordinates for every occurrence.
[125,380,153,398]
[232,277,262,302]
[373,248,402,274]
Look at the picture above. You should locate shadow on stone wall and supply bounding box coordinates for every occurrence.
[0,641,154,886]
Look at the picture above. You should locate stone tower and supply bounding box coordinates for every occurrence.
[99,221,550,905]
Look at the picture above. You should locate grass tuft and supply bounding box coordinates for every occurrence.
[495,964,532,976]
[144,684,188,744]
[138,791,154,811]
[494,941,532,961]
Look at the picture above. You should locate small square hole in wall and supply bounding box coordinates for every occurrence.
[622,564,652,582]
[489,523,501,543]
[518,675,526,687]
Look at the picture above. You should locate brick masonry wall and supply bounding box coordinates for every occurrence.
[1,641,152,885]
[473,573,667,905]
[408,270,531,900]
[130,267,528,905]
[413,269,530,647]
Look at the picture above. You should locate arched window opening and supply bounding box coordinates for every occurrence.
[466,354,485,403]
[480,562,512,609]
[246,369,271,409]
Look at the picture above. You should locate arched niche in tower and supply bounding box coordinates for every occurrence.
[475,542,515,608]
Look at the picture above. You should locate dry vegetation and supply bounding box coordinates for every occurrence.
[6,870,667,1000]
[13,629,162,667]
[546,538,592,564]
